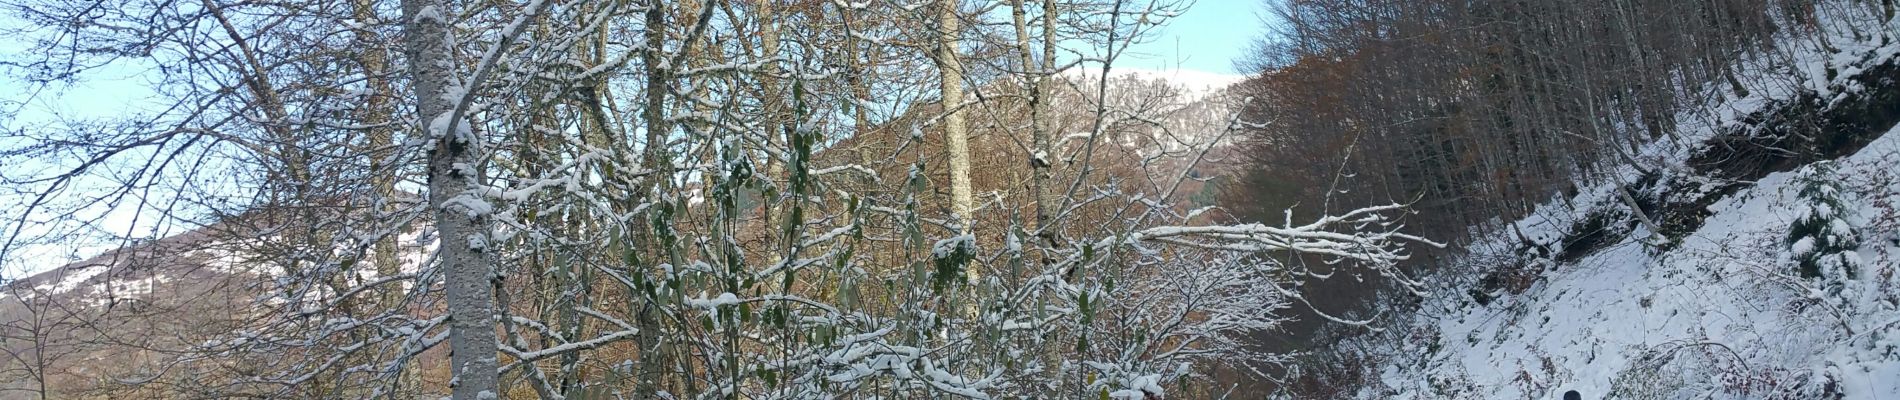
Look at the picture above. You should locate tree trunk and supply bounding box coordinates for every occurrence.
[634,3,671,399]
[353,0,417,394]
[936,0,974,237]
[1035,0,1058,246]
[403,0,500,396]
[355,0,399,341]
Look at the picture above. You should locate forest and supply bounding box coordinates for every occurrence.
[0,0,1895,398]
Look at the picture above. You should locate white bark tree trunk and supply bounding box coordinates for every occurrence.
[936,0,974,237]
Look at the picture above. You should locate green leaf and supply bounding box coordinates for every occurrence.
[758,367,778,388]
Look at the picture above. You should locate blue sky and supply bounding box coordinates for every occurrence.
[1119,0,1265,75]
[1,0,1268,121]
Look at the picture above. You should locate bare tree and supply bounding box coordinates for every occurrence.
[0,287,90,400]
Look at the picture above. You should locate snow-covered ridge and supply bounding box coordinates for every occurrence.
[0,224,430,308]
[1060,66,1246,101]
[30,265,107,295]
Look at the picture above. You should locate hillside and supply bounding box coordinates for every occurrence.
[1313,9,1900,400]
[0,227,262,398]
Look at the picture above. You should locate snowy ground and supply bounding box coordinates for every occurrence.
[1375,124,1900,399]
[1353,12,1900,400]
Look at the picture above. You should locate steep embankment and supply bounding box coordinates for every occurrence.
[1341,14,1900,400]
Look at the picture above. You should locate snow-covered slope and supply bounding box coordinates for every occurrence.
[1347,12,1900,400]
[1380,125,1900,399]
